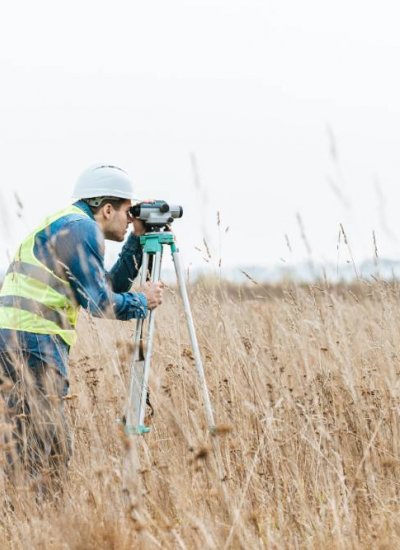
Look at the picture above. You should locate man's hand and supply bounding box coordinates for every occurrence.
[140,281,164,310]
[131,216,146,236]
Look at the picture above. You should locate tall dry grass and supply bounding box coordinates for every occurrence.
[2,279,400,548]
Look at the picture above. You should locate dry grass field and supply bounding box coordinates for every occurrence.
[2,279,400,548]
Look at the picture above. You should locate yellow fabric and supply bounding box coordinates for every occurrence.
[0,307,77,346]
[1,272,78,326]
[17,205,84,280]
[0,204,88,345]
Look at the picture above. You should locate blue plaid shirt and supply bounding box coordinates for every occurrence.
[0,200,146,378]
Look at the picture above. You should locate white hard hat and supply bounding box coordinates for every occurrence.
[72,163,138,201]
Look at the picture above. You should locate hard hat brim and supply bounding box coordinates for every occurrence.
[72,191,140,201]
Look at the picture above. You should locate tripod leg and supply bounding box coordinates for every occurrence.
[137,249,163,428]
[126,253,150,432]
[171,249,216,432]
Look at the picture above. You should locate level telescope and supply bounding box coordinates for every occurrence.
[130,200,183,231]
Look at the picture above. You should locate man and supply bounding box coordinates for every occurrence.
[0,163,163,480]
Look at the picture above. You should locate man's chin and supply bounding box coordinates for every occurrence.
[104,233,125,242]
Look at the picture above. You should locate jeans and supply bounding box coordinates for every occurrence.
[0,350,72,481]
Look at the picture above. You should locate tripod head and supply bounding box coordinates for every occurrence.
[130,200,183,232]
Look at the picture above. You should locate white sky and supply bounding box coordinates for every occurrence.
[0,0,400,274]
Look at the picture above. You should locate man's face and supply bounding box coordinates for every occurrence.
[102,200,132,242]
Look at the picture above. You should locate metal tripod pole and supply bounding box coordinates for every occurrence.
[136,249,162,428]
[125,231,216,435]
[125,252,149,433]
[171,248,216,432]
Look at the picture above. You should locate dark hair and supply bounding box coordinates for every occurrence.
[83,197,127,215]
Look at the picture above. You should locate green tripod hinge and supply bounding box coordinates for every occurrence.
[140,232,177,254]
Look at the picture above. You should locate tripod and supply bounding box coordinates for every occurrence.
[125,231,216,436]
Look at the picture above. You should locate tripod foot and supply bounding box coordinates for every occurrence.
[125,424,151,435]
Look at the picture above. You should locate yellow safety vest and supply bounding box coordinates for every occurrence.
[0,205,89,346]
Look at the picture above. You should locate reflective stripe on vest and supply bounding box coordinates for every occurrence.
[7,260,71,297]
[0,205,89,346]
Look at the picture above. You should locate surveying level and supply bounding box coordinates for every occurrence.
[130,200,183,232]
[125,230,216,436]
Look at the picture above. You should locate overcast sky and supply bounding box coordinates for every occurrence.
[1,0,400,275]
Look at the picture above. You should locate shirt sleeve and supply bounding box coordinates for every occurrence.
[108,233,143,292]
[54,218,147,320]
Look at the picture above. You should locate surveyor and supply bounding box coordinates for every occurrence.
[0,163,163,481]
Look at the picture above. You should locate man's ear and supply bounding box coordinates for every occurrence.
[102,203,113,219]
